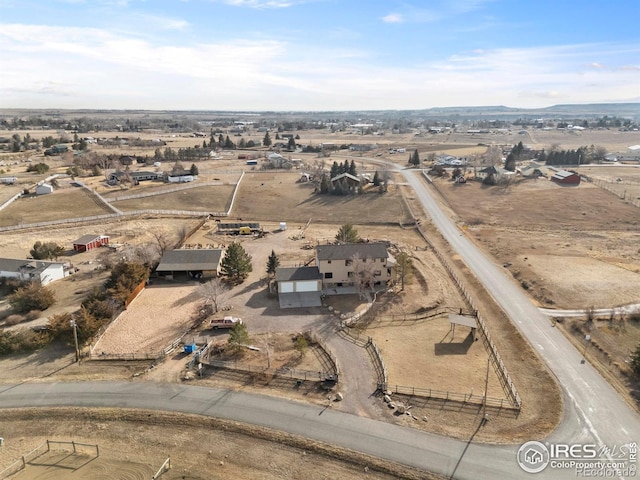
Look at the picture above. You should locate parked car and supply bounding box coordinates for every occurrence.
[209,316,242,329]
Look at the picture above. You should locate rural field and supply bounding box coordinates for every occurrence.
[1,123,638,476]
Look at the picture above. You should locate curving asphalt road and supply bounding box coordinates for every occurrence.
[0,381,572,479]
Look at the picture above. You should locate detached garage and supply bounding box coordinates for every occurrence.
[73,234,110,252]
[275,266,323,308]
[551,170,581,185]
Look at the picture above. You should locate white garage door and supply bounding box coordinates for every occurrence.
[295,280,319,292]
[280,282,294,293]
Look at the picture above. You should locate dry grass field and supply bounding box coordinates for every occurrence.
[111,184,236,213]
[232,171,412,224]
[0,188,112,227]
[431,176,640,308]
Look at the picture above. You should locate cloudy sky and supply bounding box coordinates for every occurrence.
[0,0,638,110]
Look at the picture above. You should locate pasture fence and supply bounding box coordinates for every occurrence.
[582,175,640,207]
[388,385,514,410]
[0,440,99,480]
[103,181,227,203]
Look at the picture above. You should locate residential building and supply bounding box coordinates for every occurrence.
[0,258,67,286]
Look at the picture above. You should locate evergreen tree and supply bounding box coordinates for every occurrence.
[349,159,357,176]
[228,321,250,351]
[220,242,253,284]
[330,161,339,178]
[224,136,235,149]
[410,149,420,166]
[342,159,349,174]
[266,250,280,277]
[504,152,516,171]
[287,136,296,150]
[319,173,330,194]
[372,171,380,187]
[335,224,360,244]
[189,163,199,176]
[263,132,272,147]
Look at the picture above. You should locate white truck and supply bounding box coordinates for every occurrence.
[209,316,242,329]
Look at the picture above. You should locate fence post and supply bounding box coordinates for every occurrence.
[46,440,50,452]
[72,441,76,453]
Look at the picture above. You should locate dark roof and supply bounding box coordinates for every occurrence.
[73,234,106,245]
[275,266,322,282]
[316,243,388,261]
[156,249,223,272]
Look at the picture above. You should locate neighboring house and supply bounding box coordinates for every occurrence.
[274,266,323,309]
[107,171,162,184]
[72,234,110,252]
[35,183,54,195]
[0,177,17,185]
[330,173,361,190]
[349,144,378,152]
[551,170,581,185]
[155,249,224,279]
[316,242,394,291]
[0,258,67,286]
[519,165,545,178]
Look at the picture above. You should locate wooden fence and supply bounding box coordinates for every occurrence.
[582,175,640,208]
[389,385,514,410]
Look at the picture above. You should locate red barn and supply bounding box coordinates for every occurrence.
[73,234,109,252]
[551,170,581,185]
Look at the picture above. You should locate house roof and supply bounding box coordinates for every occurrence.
[0,258,60,275]
[330,172,360,183]
[73,234,106,245]
[156,249,223,272]
[275,266,322,282]
[316,242,388,261]
[552,170,578,179]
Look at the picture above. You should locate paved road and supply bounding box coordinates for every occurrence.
[401,170,640,457]
[0,381,572,479]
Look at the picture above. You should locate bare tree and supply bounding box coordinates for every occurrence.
[198,277,229,314]
[351,253,376,299]
[151,230,177,257]
[396,251,413,291]
[483,145,502,166]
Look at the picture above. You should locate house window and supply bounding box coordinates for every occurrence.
[327,260,331,264]
[347,272,354,278]
[345,259,352,266]
[387,268,391,275]
[324,272,333,279]
[374,270,381,277]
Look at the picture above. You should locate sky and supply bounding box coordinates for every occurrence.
[0,0,639,111]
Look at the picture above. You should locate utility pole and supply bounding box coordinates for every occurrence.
[70,319,80,362]
[482,356,491,425]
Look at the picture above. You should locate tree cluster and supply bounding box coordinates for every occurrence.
[542,146,589,166]
[329,160,357,178]
[30,241,64,261]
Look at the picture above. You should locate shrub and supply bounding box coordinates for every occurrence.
[7,283,56,313]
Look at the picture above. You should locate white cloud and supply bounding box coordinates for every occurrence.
[382,13,404,24]
[218,0,304,8]
[1,24,638,110]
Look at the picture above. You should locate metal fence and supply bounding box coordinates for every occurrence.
[389,385,513,410]
[201,358,335,382]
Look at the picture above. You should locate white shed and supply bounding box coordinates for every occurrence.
[35,183,54,195]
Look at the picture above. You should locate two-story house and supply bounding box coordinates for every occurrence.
[315,242,394,290]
